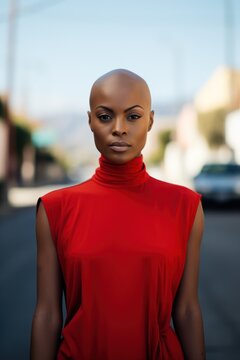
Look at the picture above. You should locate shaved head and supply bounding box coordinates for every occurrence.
[88,68,154,164]
[89,69,152,110]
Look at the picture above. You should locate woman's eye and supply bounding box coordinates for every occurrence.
[97,114,112,121]
[128,114,141,120]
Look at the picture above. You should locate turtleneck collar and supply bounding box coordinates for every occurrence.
[92,153,150,188]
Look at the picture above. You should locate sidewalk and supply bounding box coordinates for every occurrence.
[1,183,74,209]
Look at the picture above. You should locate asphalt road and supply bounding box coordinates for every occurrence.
[199,204,240,359]
[0,204,239,359]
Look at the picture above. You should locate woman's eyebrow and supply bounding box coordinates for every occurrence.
[124,105,144,112]
[95,105,113,112]
[95,105,144,112]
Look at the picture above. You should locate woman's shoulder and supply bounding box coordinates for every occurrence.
[37,178,93,211]
[41,178,92,199]
[148,176,201,202]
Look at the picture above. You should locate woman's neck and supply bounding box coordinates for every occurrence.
[91,153,150,188]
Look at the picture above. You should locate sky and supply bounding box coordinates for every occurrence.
[0,0,240,118]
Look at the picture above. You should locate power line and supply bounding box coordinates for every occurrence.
[0,0,66,22]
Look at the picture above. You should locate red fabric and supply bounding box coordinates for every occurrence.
[37,153,202,360]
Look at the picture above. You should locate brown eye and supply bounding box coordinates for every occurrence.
[127,114,141,120]
[97,114,112,122]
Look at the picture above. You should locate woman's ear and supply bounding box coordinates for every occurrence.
[148,110,154,131]
[88,111,93,132]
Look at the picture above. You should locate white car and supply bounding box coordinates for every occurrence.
[193,163,240,203]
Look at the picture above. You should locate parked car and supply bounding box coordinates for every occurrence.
[193,163,240,202]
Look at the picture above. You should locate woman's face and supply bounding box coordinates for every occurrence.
[88,73,154,164]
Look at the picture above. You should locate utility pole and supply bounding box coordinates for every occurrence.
[224,0,235,110]
[173,44,184,112]
[0,0,66,209]
[1,0,18,208]
[7,0,17,107]
[224,0,234,68]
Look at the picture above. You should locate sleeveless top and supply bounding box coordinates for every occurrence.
[36,153,202,360]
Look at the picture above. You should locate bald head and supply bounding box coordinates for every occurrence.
[89,69,152,110]
[88,69,154,162]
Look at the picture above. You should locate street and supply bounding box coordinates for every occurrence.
[199,204,240,359]
[0,204,240,359]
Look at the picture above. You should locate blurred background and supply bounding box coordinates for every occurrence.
[0,0,240,359]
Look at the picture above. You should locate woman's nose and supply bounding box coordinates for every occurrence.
[112,117,127,135]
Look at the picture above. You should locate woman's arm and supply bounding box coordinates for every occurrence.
[172,201,206,360]
[30,201,63,360]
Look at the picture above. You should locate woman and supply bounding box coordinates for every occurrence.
[30,69,206,359]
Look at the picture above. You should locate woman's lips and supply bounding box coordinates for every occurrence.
[109,145,131,152]
[110,142,131,152]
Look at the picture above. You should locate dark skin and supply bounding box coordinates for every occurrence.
[30,199,63,360]
[88,69,154,164]
[30,69,205,359]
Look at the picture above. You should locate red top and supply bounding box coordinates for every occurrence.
[37,153,201,360]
